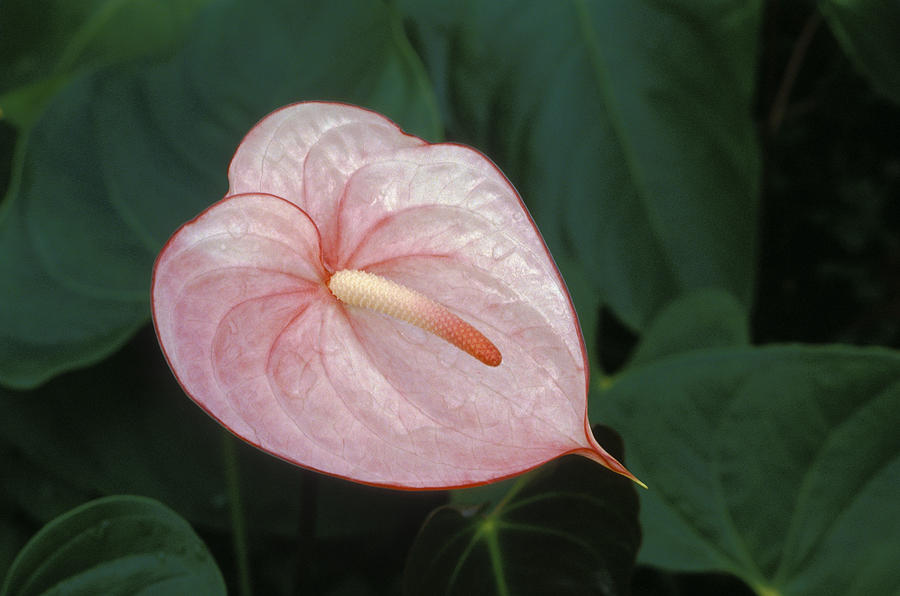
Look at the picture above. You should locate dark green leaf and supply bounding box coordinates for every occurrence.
[448,476,520,510]
[404,426,641,596]
[820,0,900,105]
[597,345,900,596]
[0,140,148,389]
[0,495,225,596]
[403,0,762,329]
[626,288,749,369]
[0,0,440,389]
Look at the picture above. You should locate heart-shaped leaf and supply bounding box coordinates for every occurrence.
[403,426,640,596]
[0,495,225,596]
[596,346,900,596]
[152,102,640,489]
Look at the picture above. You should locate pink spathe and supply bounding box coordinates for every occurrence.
[151,102,641,489]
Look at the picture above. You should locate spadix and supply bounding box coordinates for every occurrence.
[328,269,502,367]
[151,101,642,489]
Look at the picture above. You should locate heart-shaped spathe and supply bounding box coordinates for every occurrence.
[151,102,640,489]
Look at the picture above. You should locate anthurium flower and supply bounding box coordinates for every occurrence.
[151,102,642,490]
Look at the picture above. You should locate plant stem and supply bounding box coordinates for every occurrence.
[222,431,253,596]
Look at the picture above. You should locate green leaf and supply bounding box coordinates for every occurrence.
[0,0,441,389]
[596,345,900,596]
[0,0,213,128]
[0,495,225,596]
[404,426,641,596]
[0,136,149,388]
[626,288,749,370]
[403,0,762,330]
[819,0,900,105]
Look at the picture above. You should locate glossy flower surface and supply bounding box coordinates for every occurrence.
[152,102,638,489]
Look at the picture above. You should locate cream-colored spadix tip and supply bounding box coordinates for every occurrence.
[328,269,502,367]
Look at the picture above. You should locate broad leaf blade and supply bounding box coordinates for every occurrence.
[403,0,762,330]
[597,346,900,595]
[404,427,640,596]
[0,143,148,388]
[0,495,225,596]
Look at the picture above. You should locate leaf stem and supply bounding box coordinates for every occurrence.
[222,431,253,596]
[483,522,510,596]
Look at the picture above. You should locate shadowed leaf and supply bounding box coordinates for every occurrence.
[404,426,640,596]
[0,495,225,596]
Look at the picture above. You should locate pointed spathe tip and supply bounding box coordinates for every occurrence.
[575,446,648,489]
[578,423,648,489]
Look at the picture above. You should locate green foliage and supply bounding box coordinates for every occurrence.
[597,347,900,596]
[402,0,763,331]
[406,431,640,596]
[0,495,225,596]
[1,0,899,594]
[626,288,750,370]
